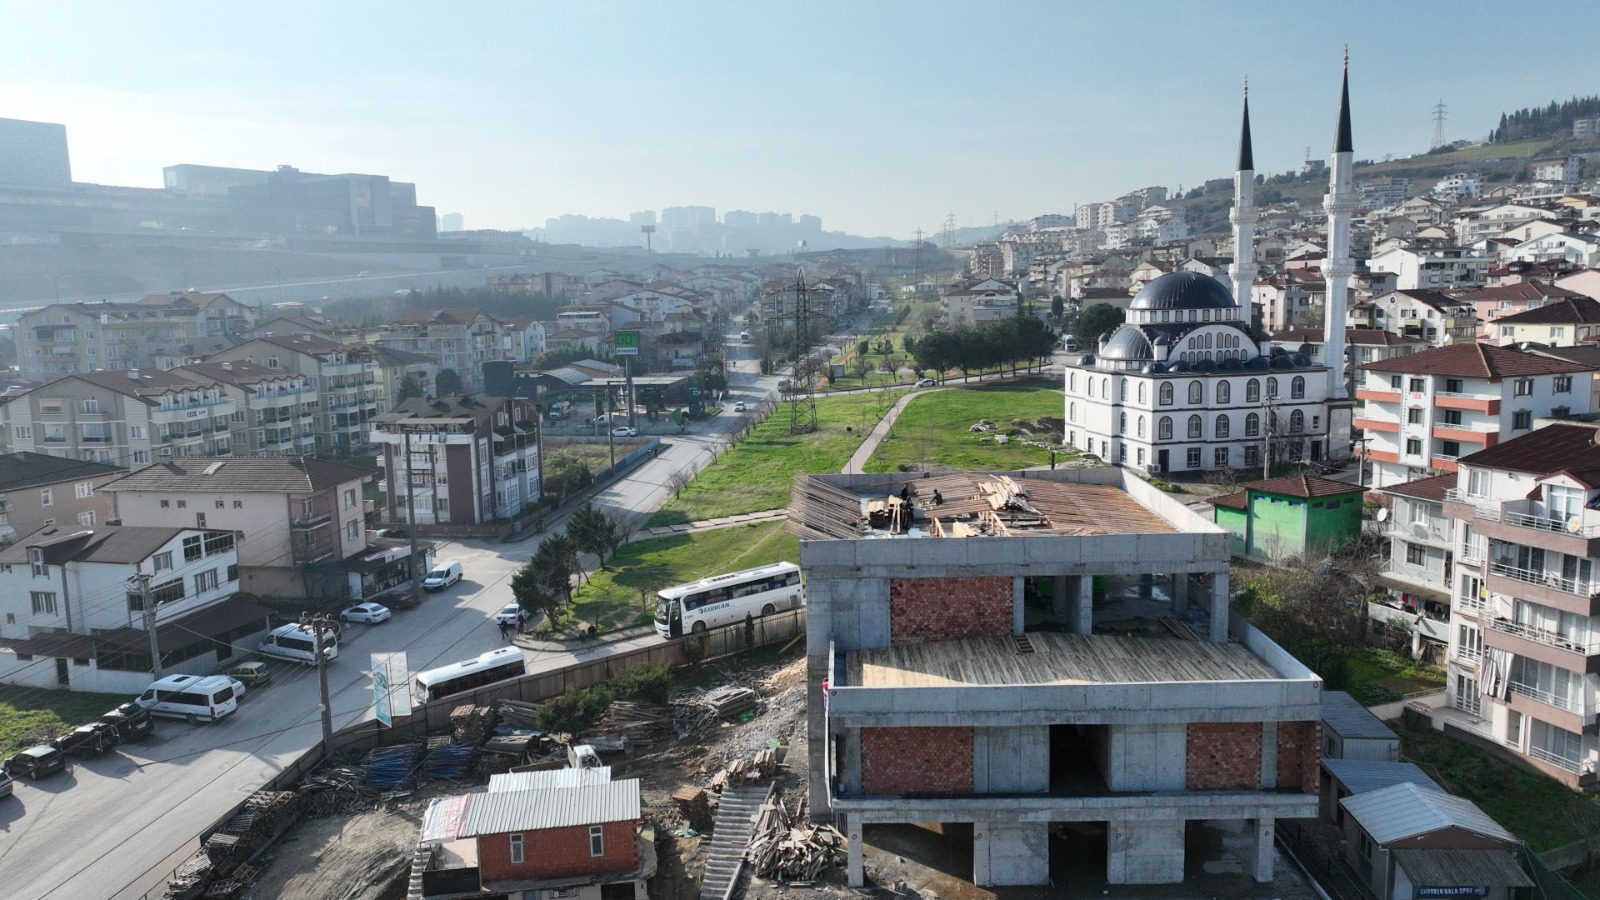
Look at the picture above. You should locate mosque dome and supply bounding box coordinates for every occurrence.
[1129,271,1236,311]
[1099,328,1153,361]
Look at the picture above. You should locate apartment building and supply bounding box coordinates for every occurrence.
[372,308,511,393]
[1269,327,1425,396]
[1372,473,1455,662]
[792,469,1321,887]
[1354,344,1593,489]
[16,292,255,380]
[1361,289,1477,347]
[0,452,124,542]
[170,361,318,457]
[1366,247,1491,291]
[103,456,375,601]
[4,369,235,469]
[208,335,382,455]
[1438,423,1600,788]
[1465,280,1585,337]
[371,395,541,527]
[1488,296,1600,347]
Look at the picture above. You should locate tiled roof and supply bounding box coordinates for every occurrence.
[393,307,498,325]
[0,452,125,492]
[103,457,370,494]
[1458,281,1583,304]
[1207,491,1247,511]
[1382,473,1454,503]
[375,395,512,428]
[1272,328,1425,347]
[173,360,301,389]
[1356,342,1591,378]
[1457,423,1600,479]
[1490,296,1600,325]
[35,369,223,403]
[1377,289,1470,312]
[1242,474,1364,499]
[241,333,350,357]
[0,524,190,565]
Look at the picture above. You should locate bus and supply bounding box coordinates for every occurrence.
[413,647,528,704]
[654,561,803,639]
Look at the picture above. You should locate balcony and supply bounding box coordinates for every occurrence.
[292,510,332,529]
[1433,391,1500,414]
[1488,561,1594,597]
[1509,681,1582,715]
[1354,415,1399,433]
[1368,600,1450,643]
[1485,617,1600,673]
[1356,387,1400,403]
[1383,518,1451,545]
[1530,745,1583,774]
[1432,422,1497,445]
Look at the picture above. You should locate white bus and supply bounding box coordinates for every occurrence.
[413,647,528,704]
[654,561,803,639]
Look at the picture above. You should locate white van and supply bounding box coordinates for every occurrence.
[258,623,339,665]
[135,674,238,724]
[423,560,463,591]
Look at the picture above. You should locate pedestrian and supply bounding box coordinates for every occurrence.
[498,619,510,639]
[932,489,943,506]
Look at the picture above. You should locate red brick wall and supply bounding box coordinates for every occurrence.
[477,819,638,882]
[889,576,1013,645]
[1186,722,1263,790]
[860,726,973,795]
[1276,720,1321,795]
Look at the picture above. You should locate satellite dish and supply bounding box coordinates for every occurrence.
[1569,516,1584,534]
[1376,508,1389,522]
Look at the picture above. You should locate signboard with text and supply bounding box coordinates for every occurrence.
[371,652,414,726]
[615,330,639,356]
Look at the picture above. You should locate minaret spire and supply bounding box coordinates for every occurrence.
[1334,46,1353,154]
[1322,48,1357,464]
[1230,77,1256,315]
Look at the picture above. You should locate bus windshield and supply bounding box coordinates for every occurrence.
[654,596,677,622]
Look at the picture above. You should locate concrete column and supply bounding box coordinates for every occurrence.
[1139,573,1154,601]
[1107,819,1184,884]
[1208,570,1230,643]
[1014,576,1025,634]
[1171,572,1189,615]
[843,727,862,794]
[1070,575,1094,634]
[975,822,1050,886]
[1260,722,1279,790]
[1051,575,1070,620]
[1411,626,1422,660]
[1251,818,1275,882]
[845,814,864,886]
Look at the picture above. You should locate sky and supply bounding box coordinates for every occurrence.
[5,1,1596,241]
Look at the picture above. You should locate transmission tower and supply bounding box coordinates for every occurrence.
[912,228,925,284]
[762,273,831,435]
[1430,100,1448,150]
[942,212,957,249]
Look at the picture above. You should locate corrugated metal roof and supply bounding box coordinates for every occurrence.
[459,778,640,837]
[421,792,475,843]
[488,766,612,793]
[1322,691,1402,741]
[1340,782,1514,845]
[1321,758,1440,796]
[1391,848,1533,888]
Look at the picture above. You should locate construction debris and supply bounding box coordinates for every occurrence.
[164,790,305,899]
[702,686,758,719]
[671,785,715,833]
[709,746,785,791]
[746,794,845,882]
[449,704,494,745]
[494,698,544,730]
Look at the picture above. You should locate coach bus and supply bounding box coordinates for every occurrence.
[654,561,803,638]
[413,647,528,704]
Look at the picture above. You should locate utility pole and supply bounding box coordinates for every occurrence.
[404,430,422,609]
[303,613,336,757]
[128,572,160,678]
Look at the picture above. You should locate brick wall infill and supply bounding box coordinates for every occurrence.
[889,576,1013,645]
[477,819,639,882]
[860,726,974,796]
[1276,720,1322,794]
[1186,722,1263,791]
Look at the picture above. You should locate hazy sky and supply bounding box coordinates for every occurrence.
[5,1,1594,240]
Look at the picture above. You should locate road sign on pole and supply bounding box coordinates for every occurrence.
[615,330,639,356]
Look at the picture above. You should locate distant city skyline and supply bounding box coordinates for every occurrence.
[4,1,1596,241]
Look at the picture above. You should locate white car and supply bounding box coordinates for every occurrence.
[495,602,525,626]
[611,426,637,437]
[733,401,747,412]
[227,677,247,700]
[916,378,937,387]
[340,603,392,624]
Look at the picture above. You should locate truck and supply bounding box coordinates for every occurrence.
[739,330,750,342]
[547,400,572,420]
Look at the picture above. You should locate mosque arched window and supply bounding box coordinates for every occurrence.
[1245,412,1260,436]
[1188,381,1203,404]
[1216,414,1231,439]
[1266,377,1279,399]
[1157,416,1173,440]
[1246,379,1260,403]
[1217,381,1231,404]
[1159,383,1173,406]
[1291,376,1306,399]
[1187,415,1203,439]
[1290,410,1305,433]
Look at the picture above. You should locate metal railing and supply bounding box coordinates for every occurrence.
[1530,745,1582,773]
[1453,646,1482,665]
[1488,561,1595,598]
[1487,616,1600,655]
[1509,681,1580,714]
[1456,594,1488,613]
[1502,500,1600,537]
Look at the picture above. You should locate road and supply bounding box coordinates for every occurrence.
[0,335,782,900]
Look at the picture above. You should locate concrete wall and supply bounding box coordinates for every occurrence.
[974,821,1049,886]
[1096,723,1186,792]
[973,725,1049,793]
[1107,820,1184,884]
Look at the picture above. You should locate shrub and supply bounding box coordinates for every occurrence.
[536,664,673,735]
[1348,681,1401,705]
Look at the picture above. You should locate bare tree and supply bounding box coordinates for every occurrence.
[667,467,692,499]
[1235,552,1379,682]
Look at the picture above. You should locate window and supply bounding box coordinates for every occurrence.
[227,564,239,582]
[1158,383,1173,406]
[1068,402,1076,422]
[1389,375,1402,389]
[1409,378,1426,392]
[76,510,95,526]
[1245,445,1261,467]
[1444,378,1463,393]
[12,425,29,440]
[1118,379,1128,402]
[1068,373,1076,392]
[1213,447,1229,468]
[194,569,219,594]
[1441,409,1461,426]
[589,824,605,857]
[1290,376,1305,399]
[509,833,525,865]
[1406,543,1426,566]
[1118,444,1127,463]
[1441,440,1460,457]
[1513,378,1533,396]
[182,535,204,562]
[1555,375,1572,394]
[1119,412,1127,435]
[1137,448,1145,465]
[1157,416,1172,440]
[1289,410,1304,433]
[347,521,359,541]
[1245,412,1260,437]
[1246,379,1260,403]
[203,532,235,556]
[1407,408,1424,424]
[1552,327,1566,340]
[153,551,173,571]
[31,591,57,615]
[266,356,280,369]
[1186,447,1201,468]
[1136,416,1146,438]
[151,578,184,606]
[1137,382,1147,404]
[1513,411,1532,430]
[75,481,93,499]
[1187,415,1202,439]
[196,512,206,529]
[343,489,357,509]
[176,500,186,509]
[29,549,47,578]
[215,500,225,509]
[1215,414,1230,439]
[1266,377,1279,399]
[1217,381,1230,404]
[1188,381,1203,404]
[39,488,51,508]
[233,500,243,509]
[1406,438,1423,455]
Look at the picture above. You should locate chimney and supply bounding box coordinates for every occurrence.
[128,368,141,380]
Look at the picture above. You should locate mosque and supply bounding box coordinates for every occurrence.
[1064,65,1357,474]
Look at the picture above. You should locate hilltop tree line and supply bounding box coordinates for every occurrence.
[1490,95,1600,143]
[908,314,1058,380]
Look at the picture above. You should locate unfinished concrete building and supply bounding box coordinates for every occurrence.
[790,468,1323,887]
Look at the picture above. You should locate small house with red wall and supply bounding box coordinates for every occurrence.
[417,776,653,900]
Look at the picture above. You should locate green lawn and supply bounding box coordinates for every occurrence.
[1343,647,1446,704]
[647,390,910,527]
[1398,724,1598,852]
[862,380,1076,473]
[0,685,130,758]
[566,520,800,631]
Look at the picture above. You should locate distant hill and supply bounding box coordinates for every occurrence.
[1491,96,1600,144]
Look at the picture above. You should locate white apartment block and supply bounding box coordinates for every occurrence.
[1367,247,1492,291]
[17,293,255,380]
[207,335,382,455]
[4,369,235,469]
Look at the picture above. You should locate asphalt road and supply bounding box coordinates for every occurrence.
[1,336,781,900]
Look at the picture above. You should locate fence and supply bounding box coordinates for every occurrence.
[1277,819,1376,900]
[132,607,806,900]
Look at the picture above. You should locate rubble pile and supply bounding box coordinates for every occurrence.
[746,794,845,883]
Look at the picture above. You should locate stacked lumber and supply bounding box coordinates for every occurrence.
[671,785,714,832]
[167,789,302,897]
[163,850,213,900]
[709,746,784,790]
[745,797,845,882]
[494,698,543,730]
[449,704,494,744]
[702,686,758,718]
[200,862,258,899]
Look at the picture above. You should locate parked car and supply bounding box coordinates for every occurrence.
[495,602,526,626]
[733,401,747,412]
[227,661,272,688]
[4,745,68,779]
[99,702,154,744]
[340,602,392,624]
[51,723,115,759]
[423,560,463,591]
[611,426,637,437]
[916,378,937,387]
[226,677,248,700]
[0,769,13,798]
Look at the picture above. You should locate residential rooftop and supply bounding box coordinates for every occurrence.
[1355,341,1590,378]
[1458,421,1600,482]
[103,456,371,493]
[0,452,125,492]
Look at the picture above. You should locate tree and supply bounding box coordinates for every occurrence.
[511,559,562,626]
[856,339,870,357]
[435,369,464,395]
[532,532,580,601]
[1076,303,1125,345]
[1050,296,1065,320]
[1234,556,1376,685]
[396,373,424,402]
[567,502,625,571]
[543,453,593,506]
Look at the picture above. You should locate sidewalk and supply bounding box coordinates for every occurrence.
[842,387,936,474]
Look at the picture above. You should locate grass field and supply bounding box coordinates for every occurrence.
[862,380,1073,473]
[646,390,909,527]
[566,520,800,631]
[0,685,129,758]
[1343,647,1446,704]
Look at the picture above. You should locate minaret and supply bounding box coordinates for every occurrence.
[1322,49,1356,400]
[1229,78,1256,318]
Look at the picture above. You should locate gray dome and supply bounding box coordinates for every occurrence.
[1130,271,1237,311]
[1098,327,1152,360]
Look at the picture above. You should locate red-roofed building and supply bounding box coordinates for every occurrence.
[1206,474,1365,561]
[1462,280,1588,340]
[373,308,513,393]
[1354,344,1594,489]
[2,369,236,469]
[1488,295,1600,347]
